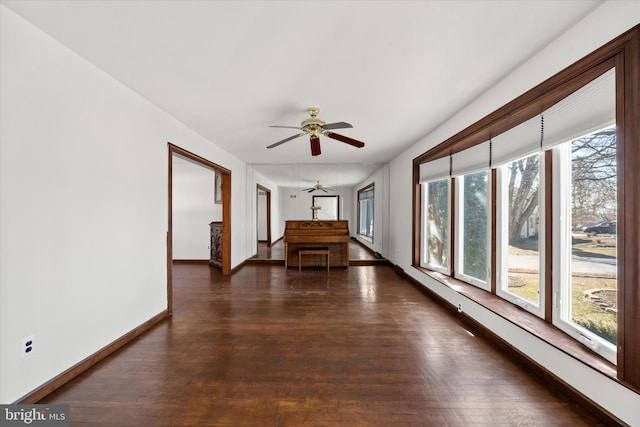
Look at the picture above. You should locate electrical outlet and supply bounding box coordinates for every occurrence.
[457,303,463,313]
[22,335,35,358]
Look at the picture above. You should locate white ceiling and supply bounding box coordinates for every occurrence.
[2,0,602,187]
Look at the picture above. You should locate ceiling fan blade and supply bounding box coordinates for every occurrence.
[324,131,365,148]
[310,135,321,156]
[322,122,353,130]
[266,132,306,149]
[269,125,303,130]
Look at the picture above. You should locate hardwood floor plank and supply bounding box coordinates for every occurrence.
[40,264,606,426]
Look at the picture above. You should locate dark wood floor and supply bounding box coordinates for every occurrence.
[40,264,605,426]
[254,239,380,261]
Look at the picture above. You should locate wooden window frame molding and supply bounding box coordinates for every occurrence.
[412,25,640,389]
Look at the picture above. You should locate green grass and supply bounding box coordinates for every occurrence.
[508,246,539,256]
[504,235,617,344]
[507,272,617,344]
[570,278,617,343]
[507,273,539,303]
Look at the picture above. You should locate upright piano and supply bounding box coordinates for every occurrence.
[284,220,350,269]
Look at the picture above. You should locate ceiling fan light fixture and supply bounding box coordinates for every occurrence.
[302,181,335,192]
[267,107,365,156]
[301,107,325,130]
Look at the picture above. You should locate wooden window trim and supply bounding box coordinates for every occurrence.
[412,25,640,389]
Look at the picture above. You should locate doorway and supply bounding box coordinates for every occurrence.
[257,184,271,247]
[312,195,340,220]
[167,143,231,315]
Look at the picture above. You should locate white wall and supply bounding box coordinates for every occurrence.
[387,2,640,425]
[172,158,221,260]
[281,187,314,222]
[0,5,253,403]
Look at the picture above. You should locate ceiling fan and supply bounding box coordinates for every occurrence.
[267,107,365,156]
[303,181,334,193]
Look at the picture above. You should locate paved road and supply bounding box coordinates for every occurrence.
[509,254,616,276]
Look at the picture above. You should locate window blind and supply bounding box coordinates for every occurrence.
[419,68,615,175]
[358,186,374,200]
[542,68,615,150]
[419,155,450,183]
[490,115,541,167]
[451,140,491,176]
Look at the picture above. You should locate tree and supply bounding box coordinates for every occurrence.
[571,127,617,222]
[462,171,488,279]
[508,154,539,245]
[504,127,616,246]
[427,179,449,267]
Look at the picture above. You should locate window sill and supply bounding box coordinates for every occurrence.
[357,235,373,243]
[409,265,624,386]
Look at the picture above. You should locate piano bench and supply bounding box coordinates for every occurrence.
[298,248,330,272]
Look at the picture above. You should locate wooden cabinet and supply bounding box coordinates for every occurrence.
[209,221,223,268]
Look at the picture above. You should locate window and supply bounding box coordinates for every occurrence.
[550,68,617,363]
[358,185,374,239]
[421,178,450,273]
[455,171,490,289]
[413,27,640,384]
[554,126,617,363]
[497,152,544,317]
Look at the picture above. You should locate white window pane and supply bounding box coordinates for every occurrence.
[569,127,617,346]
[503,153,541,307]
[460,172,488,283]
[425,179,450,270]
[358,186,374,238]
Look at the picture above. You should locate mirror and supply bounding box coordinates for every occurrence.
[312,195,340,220]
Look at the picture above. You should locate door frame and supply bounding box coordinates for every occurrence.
[167,143,231,315]
[312,194,340,220]
[256,184,272,246]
